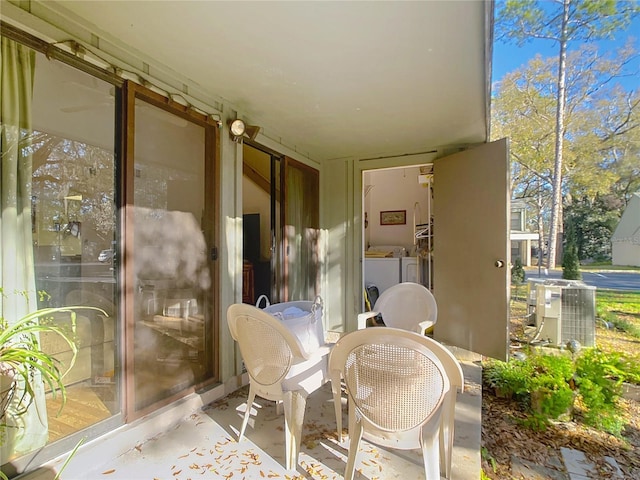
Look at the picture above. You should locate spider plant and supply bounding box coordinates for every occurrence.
[1,288,106,472]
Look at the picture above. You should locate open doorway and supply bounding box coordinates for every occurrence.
[362,164,434,309]
[241,143,278,304]
[242,143,321,305]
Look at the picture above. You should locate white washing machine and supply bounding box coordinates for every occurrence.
[364,257,401,294]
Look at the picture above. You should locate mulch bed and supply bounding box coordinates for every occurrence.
[481,384,640,479]
[481,315,640,479]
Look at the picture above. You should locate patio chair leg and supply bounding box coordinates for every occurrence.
[283,390,307,470]
[344,411,363,480]
[420,412,442,480]
[440,396,455,479]
[239,385,257,442]
[331,380,343,442]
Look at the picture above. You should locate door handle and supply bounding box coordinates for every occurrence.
[495,260,505,268]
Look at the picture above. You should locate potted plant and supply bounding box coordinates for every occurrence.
[1,288,105,476]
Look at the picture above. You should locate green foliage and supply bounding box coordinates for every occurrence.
[496,0,640,268]
[576,348,640,391]
[596,289,640,338]
[0,289,106,479]
[565,196,619,261]
[484,351,575,431]
[573,348,639,435]
[562,229,582,280]
[483,356,532,400]
[480,468,493,480]
[494,0,640,269]
[527,353,576,421]
[483,347,637,436]
[0,288,106,417]
[481,447,497,474]
[511,257,525,285]
[497,0,640,46]
[574,375,624,435]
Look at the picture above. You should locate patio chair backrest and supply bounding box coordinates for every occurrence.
[329,327,450,480]
[373,282,437,333]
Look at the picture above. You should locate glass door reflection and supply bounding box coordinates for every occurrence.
[130,93,211,413]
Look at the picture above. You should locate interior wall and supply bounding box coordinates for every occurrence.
[242,177,271,261]
[364,166,430,254]
[242,146,274,262]
[324,152,440,334]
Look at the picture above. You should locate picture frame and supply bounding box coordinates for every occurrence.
[380,210,406,226]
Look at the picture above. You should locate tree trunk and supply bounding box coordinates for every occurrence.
[537,195,545,273]
[547,0,571,269]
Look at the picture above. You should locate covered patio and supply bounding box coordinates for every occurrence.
[27,357,481,480]
[2,2,498,478]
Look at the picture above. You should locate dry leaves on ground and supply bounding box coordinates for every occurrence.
[482,385,640,479]
[481,315,640,479]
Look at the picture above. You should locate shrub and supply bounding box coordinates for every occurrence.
[562,239,581,280]
[483,347,637,436]
[525,353,575,422]
[511,257,525,285]
[574,348,638,435]
[482,357,531,400]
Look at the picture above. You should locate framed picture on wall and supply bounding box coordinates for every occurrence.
[380,210,406,225]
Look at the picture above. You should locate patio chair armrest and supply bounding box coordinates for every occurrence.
[417,320,436,336]
[315,343,334,357]
[293,342,334,362]
[357,311,380,329]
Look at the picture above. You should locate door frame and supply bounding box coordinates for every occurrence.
[120,81,220,420]
[357,141,510,360]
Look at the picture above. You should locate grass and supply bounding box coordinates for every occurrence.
[596,289,640,338]
[579,262,640,272]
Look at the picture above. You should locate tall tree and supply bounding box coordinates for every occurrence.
[496,0,640,268]
[492,45,640,265]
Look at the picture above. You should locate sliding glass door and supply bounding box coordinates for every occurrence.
[1,32,220,471]
[123,83,219,416]
[2,41,119,462]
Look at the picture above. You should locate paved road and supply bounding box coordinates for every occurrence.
[525,268,640,291]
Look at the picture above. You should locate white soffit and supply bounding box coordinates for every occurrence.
[31,0,490,161]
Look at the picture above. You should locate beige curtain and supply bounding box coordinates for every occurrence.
[286,167,304,299]
[285,163,319,301]
[0,37,48,457]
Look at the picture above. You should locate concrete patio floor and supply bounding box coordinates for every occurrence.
[24,356,482,480]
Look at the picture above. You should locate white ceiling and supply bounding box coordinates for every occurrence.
[32,0,493,162]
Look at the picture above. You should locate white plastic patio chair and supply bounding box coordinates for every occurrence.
[226,303,332,470]
[356,286,462,479]
[382,329,464,479]
[358,282,437,335]
[328,327,450,480]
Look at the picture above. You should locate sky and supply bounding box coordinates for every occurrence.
[491,8,640,92]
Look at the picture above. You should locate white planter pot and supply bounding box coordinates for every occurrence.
[0,409,18,462]
[1,365,19,462]
[0,365,17,418]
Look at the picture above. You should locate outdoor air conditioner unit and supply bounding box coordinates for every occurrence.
[559,285,596,347]
[535,284,563,345]
[534,284,596,347]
